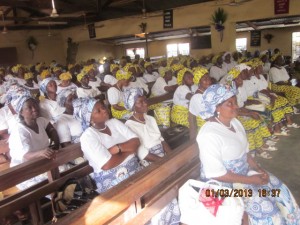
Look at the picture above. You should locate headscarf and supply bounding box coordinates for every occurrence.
[59,72,72,81]
[228,67,241,80]
[270,52,282,62]
[235,63,251,72]
[72,97,98,131]
[123,88,143,111]
[116,70,132,80]
[68,64,74,70]
[177,68,192,85]
[212,54,221,64]
[123,63,133,72]
[40,70,51,80]
[35,63,43,72]
[24,72,34,80]
[77,72,86,82]
[259,50,269,59]
[11,64,22,74]
[56,89,74,107]
[83,65,94,74]
[237,57,247,64]
[222,52,231,60]
[40,77,54,95]
[171,63,184,73]
[14,96,35,114]
[193,67,208,84]
[53,67,62,73]
[110,64,119,72]
[6,84,31,105]
[246,59,264,68]
[144,62,152,69]
[160,67,172,77]
[199,84,237,120]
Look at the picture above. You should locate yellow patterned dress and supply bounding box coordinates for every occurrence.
[107,87,131,119]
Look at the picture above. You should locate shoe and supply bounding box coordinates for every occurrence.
[262,146,278,151]
[266,140,276,146]
[287,123,300,128]
[256,151,272,159]
[293,107,300,115]
[273,130,290,136]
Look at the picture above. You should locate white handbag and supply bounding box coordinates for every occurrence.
[178,179,244,225]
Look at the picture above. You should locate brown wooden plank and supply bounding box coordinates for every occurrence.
[56,140,198,225]
[0,143,83,191]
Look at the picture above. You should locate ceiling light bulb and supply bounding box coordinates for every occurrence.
[50,8,59,17]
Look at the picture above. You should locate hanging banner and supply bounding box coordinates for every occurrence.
[163,10,173,29]
[274,0,289,14]
[250,30,261,47]
[88,23,96,39]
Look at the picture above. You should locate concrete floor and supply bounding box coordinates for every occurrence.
[256,115,300,204]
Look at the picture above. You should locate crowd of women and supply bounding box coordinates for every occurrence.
[0,48,300,224]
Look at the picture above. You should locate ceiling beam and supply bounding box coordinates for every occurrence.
[245,21,259,30]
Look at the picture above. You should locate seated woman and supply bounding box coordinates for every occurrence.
[22,72,39,98]
[143,62,160,83]
[82,65,102,92]
[56,89,82,148]
[127,64,149,95]
[209,54,227,82]
[76,71,102,99]
[197,83,300,224]
[56,72,77,95]
[269,53,300,114]
[171,68,194,127]
[74,97,141,193]
[188,67,211,139]
[103,64,118,87]
[107,70,131,119]
[9,95,60,190]
[124,88,171,166]
[39,77,65,124]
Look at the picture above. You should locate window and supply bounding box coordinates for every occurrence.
[236,38,247,52]
[126,48,145,59]
[166,43,190,57]
[292,32,300,62]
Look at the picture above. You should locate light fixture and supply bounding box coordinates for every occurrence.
[50,0,59,17]
[1,13,7,34]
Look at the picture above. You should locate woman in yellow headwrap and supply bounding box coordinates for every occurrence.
[23,72,39,96]
[107,70,131,119]
[209,54,227,82]
[188,67,211,138]
[171,68,194,127]
[143,62,160,83]
[103,64,119,87]
[83,64,102,92]
[57,71,77,94]
[76,71,101,98]
[269,53,300,113]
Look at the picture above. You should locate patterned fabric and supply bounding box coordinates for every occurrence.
[270,52,282,62]
[39,77,54,95]
[123,87,143,111]
[11,64,22,74]
[144,62,152,69]
[92,156,142,193]
[193,67,208,84]
[111,103,131,120]
[160,67,172,77]
[171,105,189,127]
[116,70,132,80]
[24,72,34,80]
[14,96,35,114]
[199,84,237,120]
[139,144,165,167]
[271,83,300,106]
[265,95,293,124]
[196,116,206,130]
[176,68,192,85]
[237,116,272,151]
[59,72,72,81]
[72,97,98,131]
[221,154,300,225]
[40,70,51,80]
[110,64,119,72]
[56,89,74,107]
[154,104,171,127]
[77,72,86,82]
[82,65,94,74]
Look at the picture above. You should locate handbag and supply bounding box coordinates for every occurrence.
[178,179,244,225]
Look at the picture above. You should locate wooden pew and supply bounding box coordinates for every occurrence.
[0,143,93,224]
[56,140,200,225]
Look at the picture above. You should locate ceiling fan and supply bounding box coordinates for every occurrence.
[130,0,163,19]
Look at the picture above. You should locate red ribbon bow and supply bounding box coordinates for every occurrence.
[199,189,224,216]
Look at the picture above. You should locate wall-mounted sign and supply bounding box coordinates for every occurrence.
[274,0,289,14]
[88,23,96,39]
[163,10,173,29]
[250,30,261,47]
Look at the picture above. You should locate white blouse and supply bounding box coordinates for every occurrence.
[56,114,83,144]
[236,85,248,108]
[143,71,160,83]
[39,98,65,124]
[125,115,164,160]
[107,87,123,105]
[80,119,137,173]
[151,77,168,96]
[209,66,227,82]
[0,106,18,133]
[76,87,101,98]
[126,77,149,94]
[173,85,192,108]
[89,77,102,91]
[243,76,260,97]
[9,117,50,167]
[196,118,249,179]
[269,67,290,83]
[189,93,203,116]
[104,74,118,86]
[257,75,269,91]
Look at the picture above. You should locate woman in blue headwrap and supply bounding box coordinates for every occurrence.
[197,84,300,225]
[9,95,60,190]
[124,88,180,225]
[75,98,141,193]
[39,77,65,124]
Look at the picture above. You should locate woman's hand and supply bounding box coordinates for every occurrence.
[40,148,56,160]
[108,145,120,155]
[249,111,261,120]
[249,174,269,185]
